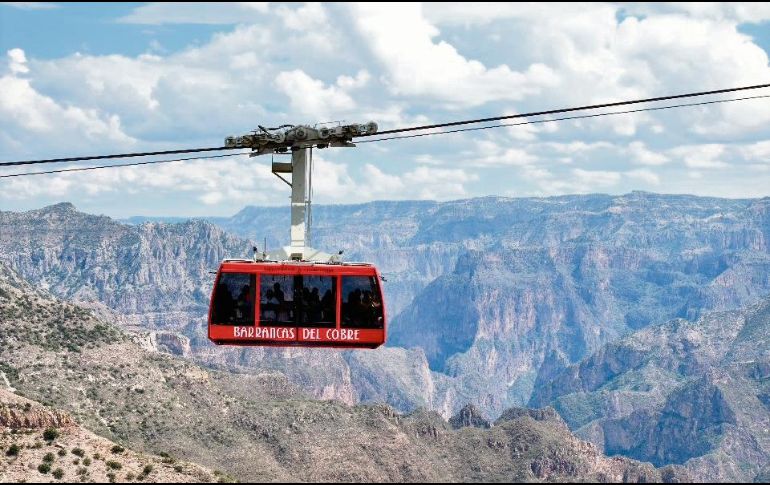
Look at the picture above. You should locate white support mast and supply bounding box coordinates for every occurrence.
[289,147,308,260]
[225,121,378,262]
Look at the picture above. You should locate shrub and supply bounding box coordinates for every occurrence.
[111,445,125,454]
[142,464,154,475]
[52,468,64,479]
[107,472,116,483]
[58,448,67,457]
[83,457,92,466]
[174,464,183,473]
[43,452,55,463]
[126,472,136,481]
[72,447,85,457]
[43,428,59,442]
[38,463,51,474]
[106,460,122,470]
[6,444,20,456]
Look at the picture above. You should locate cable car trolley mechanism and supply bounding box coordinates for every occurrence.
[208,122,387,349]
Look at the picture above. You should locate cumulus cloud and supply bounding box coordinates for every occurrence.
[275,70,356,119]
[628,141,669,166]
[3,2,770,215]
[0,50,135,155]
[349,3,558,107]
[1,2,59,10]
[670,144,729,169]
[118,2,269,25]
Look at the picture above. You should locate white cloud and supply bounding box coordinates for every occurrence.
[4,2,770,215]
[336,70,370,90]
[625,168,661,185]
[670,144,729,169]
[349,3,558,107]
[628,141,669,166]
[118,2,269,24]
[741,140,770,162]
[1,2,59,10]
[7,48,28,74]
[0,52,135,153]
[274,69,356,119]
[572,168,622,188]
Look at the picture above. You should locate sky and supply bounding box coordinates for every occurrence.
[1,2,770,218]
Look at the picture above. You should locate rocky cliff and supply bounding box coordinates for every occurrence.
[0,263,686,482]
[530,296,770,482]
[3,193,770,478]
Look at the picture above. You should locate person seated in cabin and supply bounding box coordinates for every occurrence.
[321,289,334,322]
[235,284,252,322]
[370,292,383,326]
[309,287,322,322]
[362,290,375,327]
[262,288,277,321]
[273,282,285,303]
[346,288,363,325]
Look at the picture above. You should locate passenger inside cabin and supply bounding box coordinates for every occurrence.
[321,289,333,321]
[235,284,252,321]
[262,289,277,320]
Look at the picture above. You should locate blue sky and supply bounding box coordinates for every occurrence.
[1,2,770,217]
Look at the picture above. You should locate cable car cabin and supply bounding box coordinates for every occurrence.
[208,260,386,349]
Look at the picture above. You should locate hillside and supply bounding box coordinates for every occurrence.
[0,388,214,483]
[0,262,686,482]
[530,296,770,482]
[4,193,770,422]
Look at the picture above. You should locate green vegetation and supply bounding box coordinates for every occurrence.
[110,445,124,454]
[6,443,20,456]
[72,447,85,457]
[58,448,67,457]
[83,457,91,466]
[106,460,122,470]
[38,463,51,474]
[43,428,59,442]
[52,468,64,479]
[142,464,153,475]
[43,452,55,463]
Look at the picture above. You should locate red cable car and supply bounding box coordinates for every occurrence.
[207,123,387,349]
[208,260,386,348]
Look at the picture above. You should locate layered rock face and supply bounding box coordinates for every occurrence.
[530,297,770,482]
[4,193,770,422]
[0,263,686,483]
[0,203,359,404]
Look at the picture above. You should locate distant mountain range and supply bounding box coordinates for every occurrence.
[0,262,684,483]
[2,192,770,481]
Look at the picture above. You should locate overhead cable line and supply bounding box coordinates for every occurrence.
[2,83,769,171]
[0,152,250,179]
[0,146,235,169]
[360,83,770,137]
[357,94,770,144]
[3,94,770,179]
